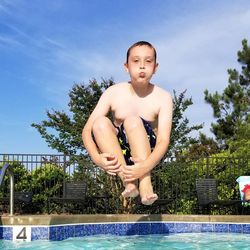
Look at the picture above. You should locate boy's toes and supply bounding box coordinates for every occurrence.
[122,188,139,198]
[121,189,129,198]
[141,194,158,205]
[129,189,139,198]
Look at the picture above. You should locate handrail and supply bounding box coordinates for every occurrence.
[0,163,14,216]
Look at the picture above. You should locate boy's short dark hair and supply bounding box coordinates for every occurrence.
[126,41,157,63]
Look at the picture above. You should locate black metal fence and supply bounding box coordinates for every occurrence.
[0,153,249,215]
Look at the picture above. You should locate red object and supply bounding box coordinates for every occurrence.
[242,184,250,193]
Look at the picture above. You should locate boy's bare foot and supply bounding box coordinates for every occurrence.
[139,181,158,205]
[122,183,139,198]
[141,193,158,205]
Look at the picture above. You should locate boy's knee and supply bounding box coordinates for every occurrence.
[123,116,143,132]
[92,116,112,134]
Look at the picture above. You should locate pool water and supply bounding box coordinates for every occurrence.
[1,233,250,249]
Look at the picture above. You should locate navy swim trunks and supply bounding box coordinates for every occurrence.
[115,117,156,165]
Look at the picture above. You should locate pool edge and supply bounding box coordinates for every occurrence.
[1,214,250,226]
[1,215,250,241]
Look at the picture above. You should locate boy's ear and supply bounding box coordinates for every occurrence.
[124,63,129,73]
[153,63,159,74]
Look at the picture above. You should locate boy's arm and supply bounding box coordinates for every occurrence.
[122,91,173,181]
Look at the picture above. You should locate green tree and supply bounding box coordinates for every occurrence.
[182,132,220,159]
[227,121,250,158]
[32,78,113,155]
[31,163,66,213]
[204,39,250,148]
[0,160,31,195]
[168,90,203,157]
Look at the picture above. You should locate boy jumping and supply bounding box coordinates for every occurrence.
[82,41,173,205]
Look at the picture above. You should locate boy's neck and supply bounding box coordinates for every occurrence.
[129,81,153,97]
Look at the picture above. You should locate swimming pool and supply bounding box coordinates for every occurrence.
[1,233,250,249]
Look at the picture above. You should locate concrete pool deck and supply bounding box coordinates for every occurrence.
[1,214,250,226]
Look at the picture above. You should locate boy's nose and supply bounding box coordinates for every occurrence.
[140,63,145,69]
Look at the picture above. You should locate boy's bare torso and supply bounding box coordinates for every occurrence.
[107,82,166,133]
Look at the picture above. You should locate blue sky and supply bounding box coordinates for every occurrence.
[0,0,250,154]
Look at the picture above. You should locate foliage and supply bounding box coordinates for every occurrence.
[168,90,203,157]
[0,161,31,196]
[30,163,66,213]
[182,133,220,159]
[227,121,250,158]
[31,78,114,155]
[204,39,250,148]
[69,155,123,213]
[1,154,248,215]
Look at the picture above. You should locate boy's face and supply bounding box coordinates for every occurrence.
[124,45,158,85]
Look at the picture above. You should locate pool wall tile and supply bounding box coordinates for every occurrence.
[214,223,229,233]
[126,223,138,235]
[50,225,75,241]
[56,226,67,241]
[74,224,85,237]
[83,224,95,236]
[189,223,202,233]
[105,223,116,235]
[137,223,151,235]
[31,227,49,240]
[92,224,100,235]
[201,223,213,232]
[65,225,75,239]
[175,223,191,233]
[165,223,175,233]
[49,226,57,241]
[115,223,127,235]
[91,224,99,235]
[0,227,12,240]
[229,224,242,233]
[97,224,107,235]
[151,222,164,234]
[95,224,101,235]
[80,224,90,236]
[242,224,250,234]
[1,220,250,241]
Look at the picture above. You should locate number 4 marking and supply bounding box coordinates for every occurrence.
[13,226,31,242]
[16,227,27,240]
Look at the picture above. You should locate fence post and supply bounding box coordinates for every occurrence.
[206,157,209,178]
[63,155,67,199]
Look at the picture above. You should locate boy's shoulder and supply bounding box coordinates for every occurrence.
[105,82,129,93]
[152,84,172,99]
[110,82,129,89]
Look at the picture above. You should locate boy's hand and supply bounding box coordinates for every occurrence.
[99,153,121,175]
[122,162,148,182]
